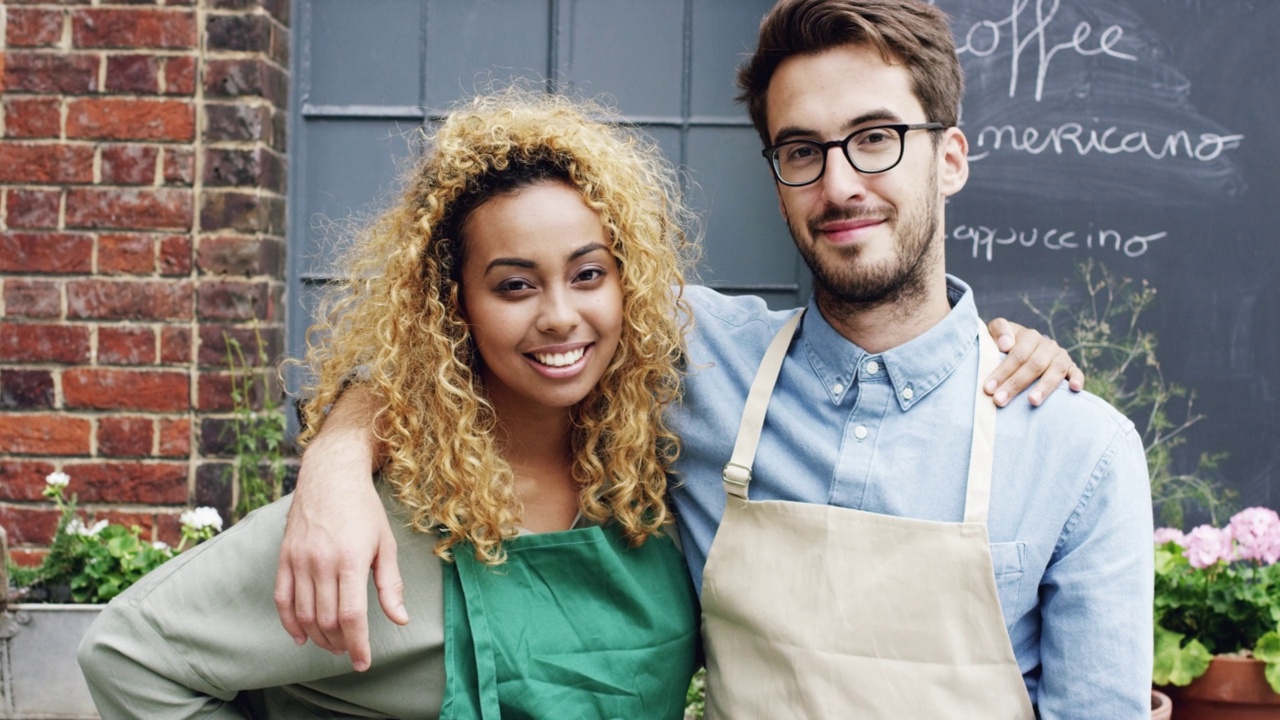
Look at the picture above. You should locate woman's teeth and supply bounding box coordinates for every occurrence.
[533,347,585,367]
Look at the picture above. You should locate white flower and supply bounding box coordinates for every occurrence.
[152,541,171,551]
[45,471,70,488]
[180,507,224,533]
[66,518,107,537]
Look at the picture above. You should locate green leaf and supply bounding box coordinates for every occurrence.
[1153,625,1213,686]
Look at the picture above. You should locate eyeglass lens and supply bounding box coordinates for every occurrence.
[773,126,905,185]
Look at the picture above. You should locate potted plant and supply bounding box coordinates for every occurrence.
[2,472,222,719]
[1153,508,1280,718]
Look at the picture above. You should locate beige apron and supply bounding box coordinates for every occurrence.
[701,309,1036,719]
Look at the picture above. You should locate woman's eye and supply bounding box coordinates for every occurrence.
[575,267,605,283]
[496,278,533,293]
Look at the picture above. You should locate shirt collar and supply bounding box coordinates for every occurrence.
[800,275,983,410]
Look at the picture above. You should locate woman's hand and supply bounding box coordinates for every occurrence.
[274,388,406,672]
[984,318,1083,407]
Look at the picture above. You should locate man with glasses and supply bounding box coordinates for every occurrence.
[274,0,1150,716]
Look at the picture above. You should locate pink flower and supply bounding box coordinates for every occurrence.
[1154,528,1186,547]
[1228,507,1280,565]
[1182,525,1234,569]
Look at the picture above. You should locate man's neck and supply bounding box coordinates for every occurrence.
[815,274,953,354]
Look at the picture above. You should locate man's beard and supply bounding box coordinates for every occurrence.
[789,175,941,315]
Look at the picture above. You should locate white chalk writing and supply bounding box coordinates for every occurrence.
[967,122,1245,162]
[954,0,1136,101]
[953,224,1166,260]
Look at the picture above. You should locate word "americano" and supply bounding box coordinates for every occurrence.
[953,224,1166,260]
[968,123,1244,162]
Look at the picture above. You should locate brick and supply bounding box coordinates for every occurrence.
[0,460,57,501]
[197,370,235,411]
[67,98,194,142]
[65,187,192,230]
[204,103,270,143]
[4,97,62,138]
[204,147,285,192]
[6,189,61,229]
[203,58,286,106]
[0,414,91,455]
[5,9,66,48]
[162,147,195,186]
[2,53,99,94]
[1,370,55,409]
[195,461,233,520]
[153,512,183,546]
[97,416,153,457]
[0,143,94,183]
[198,323,280,367]
[0,233,92,273]
[159,234,192,275]
[197,236,283,276]
[104,54,160,94]
[207,0,290,25]
[199,191,284,234]
[3,279,61,318]
[160,325,191,363]
[101,144,159,185]
[98,325,156,364]
[61,461,187,503]
[7,549,47,568]
[0,505,62,546]
[158,417,190,456]
[99,233,154,274]
[162,56,196,96]
[206,13,269,53]
[0,322,90,363]
[72,8,196,49]
[66,278,192,320]
[197,280,269,321]
[63,368,190,411]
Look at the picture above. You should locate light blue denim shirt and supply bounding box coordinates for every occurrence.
[668,276,1154,719]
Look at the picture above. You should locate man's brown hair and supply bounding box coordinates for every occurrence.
[736,0,964,147]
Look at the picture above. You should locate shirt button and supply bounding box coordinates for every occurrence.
[832,383,845,395]
[902,386,915,400]
[854,425,868,440]
[865,361,880,375]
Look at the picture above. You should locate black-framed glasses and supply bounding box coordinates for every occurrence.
[762,122,947,187]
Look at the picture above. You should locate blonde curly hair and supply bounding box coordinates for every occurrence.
[295,89,696,564]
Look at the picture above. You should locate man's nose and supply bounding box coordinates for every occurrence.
[818,146,868,204]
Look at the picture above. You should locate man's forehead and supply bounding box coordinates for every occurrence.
[763,44,921,140]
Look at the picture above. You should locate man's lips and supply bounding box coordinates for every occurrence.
[814,217,885,243]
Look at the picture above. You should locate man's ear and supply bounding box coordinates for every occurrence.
[938,127,969,197]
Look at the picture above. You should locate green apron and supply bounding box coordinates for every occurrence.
[439,523,698,720]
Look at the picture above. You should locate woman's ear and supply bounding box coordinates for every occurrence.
[938,127,969,198]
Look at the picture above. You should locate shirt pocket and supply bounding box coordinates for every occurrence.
[989,541,1027,623]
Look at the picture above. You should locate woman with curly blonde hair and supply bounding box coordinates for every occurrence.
[77,90,700,719]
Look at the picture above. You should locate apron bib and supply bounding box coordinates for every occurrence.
[701,309,1035,719]
[439,523,698,720]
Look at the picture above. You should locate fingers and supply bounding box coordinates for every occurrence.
[986,317,1017,353]
[273,563,306,646]
[984,326,1067,407]
[373,530,409,627]
[338,565,373,672]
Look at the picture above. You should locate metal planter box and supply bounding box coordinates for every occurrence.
[0,603,101,720]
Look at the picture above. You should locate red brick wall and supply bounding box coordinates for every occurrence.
[0,0,290,565]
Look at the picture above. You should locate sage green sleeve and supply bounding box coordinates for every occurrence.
[76,490,448,719]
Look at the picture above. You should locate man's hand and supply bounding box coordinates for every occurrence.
[274,388,406,672]
[984,318,1083,407]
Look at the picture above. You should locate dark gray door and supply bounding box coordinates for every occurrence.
[286,0,803,389]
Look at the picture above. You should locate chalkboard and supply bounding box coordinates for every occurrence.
[934,0,1280,517]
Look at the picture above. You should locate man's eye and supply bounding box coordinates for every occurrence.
[783,144,819,163]
[857,130,894,147]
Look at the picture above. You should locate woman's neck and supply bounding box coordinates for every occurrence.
[494,403,581,533]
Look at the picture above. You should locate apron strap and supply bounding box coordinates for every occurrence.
[722,309,805,499]
[963,330,1001,524]
[452,551,504,720]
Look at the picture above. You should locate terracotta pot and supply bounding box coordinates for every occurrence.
[1159,655,1280,720]
[1151,688,1172,720]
